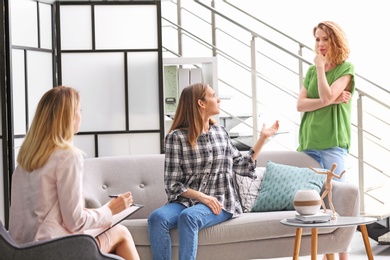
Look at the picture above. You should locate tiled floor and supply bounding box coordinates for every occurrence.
[267,230,390,259]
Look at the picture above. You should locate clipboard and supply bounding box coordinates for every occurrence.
[84,203,144,238]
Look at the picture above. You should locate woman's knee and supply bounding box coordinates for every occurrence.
[148,207,176,228]
[148,209,165,226]
[148,209,159,222]
[178,209,195,223]
[112,224,133,242]
[177,206,209,227]
[98,225,131,253]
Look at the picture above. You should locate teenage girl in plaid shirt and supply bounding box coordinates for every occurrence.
[148,83,279,260]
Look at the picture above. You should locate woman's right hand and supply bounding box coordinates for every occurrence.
[314,53,326,69]
[108,192,133,215]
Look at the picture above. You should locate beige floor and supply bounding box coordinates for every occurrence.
[265,230,390,259]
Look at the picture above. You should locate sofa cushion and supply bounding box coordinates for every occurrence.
[251,161,326,212]
[83,154,167,219]
[235,167,265,212]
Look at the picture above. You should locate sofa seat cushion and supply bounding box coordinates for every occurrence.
[124,211,336,247]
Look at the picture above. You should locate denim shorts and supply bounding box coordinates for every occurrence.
[302,147,348,182]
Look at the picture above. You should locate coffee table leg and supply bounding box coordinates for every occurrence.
[293,228,303,260]
[359,224,374,260]
[325,253,335,260]
[311,228,318,260]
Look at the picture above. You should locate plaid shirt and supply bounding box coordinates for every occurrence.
[164,124,257,216]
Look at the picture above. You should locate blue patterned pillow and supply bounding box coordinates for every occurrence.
[251,161,325,212]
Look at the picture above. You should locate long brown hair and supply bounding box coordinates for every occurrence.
[169,83,215,149]
[313,21,350,65]
[17,86,80,172]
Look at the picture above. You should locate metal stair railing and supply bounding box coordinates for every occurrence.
[161,0,390,218]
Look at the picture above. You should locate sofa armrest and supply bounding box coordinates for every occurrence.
[0,220,123,260]
[322,181,360,217]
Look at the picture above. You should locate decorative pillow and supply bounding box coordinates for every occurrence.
[251,161,325,212]
[235,167,266,212]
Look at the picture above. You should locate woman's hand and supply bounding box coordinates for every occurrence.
[314,53,326,69]
[333,90,351,104]
[260,120,279,139]
[108,192,133,215]
[182,188,222,215]
[251,120,280,160]
[199,194,223,215]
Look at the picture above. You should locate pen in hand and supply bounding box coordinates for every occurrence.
[109,194,135,207]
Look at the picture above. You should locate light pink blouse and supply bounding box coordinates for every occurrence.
[9,148,112,244]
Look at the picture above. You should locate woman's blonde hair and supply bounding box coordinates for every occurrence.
[17,86,80,172]
[313,21,350,65]
[169,83,215,149]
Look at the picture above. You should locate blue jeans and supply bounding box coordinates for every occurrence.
[147,202,233,260]
[303,147,348,182]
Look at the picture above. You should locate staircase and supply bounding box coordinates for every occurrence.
[160,0,390,240]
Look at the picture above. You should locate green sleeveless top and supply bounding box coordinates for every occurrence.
[297,62,355,152]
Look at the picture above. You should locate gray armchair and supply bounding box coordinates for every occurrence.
[0,221,124,260]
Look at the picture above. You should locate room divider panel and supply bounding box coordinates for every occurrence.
[0,0,164,227]
[58,2,164,157]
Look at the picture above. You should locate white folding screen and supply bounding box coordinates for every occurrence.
[59,3,163,157]
[10,0,54,132]
[94,5,158,50]
[2,0,55,224]
[60,6,92,50]
[61,52,127,132]
[9,1,163,160]
[26,51,54,120]
[10,0,38,47]
[2,0,163,224]
[11,49,26,135]
[127,52,160,131]
[98,133,161,157]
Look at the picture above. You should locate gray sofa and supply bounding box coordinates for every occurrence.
[83,150,360,260]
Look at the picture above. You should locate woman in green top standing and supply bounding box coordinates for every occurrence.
[297,21,354,260]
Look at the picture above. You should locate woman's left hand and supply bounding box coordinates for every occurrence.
[260,120,279,138]
[199,194,223,215]
[333,90,351,104]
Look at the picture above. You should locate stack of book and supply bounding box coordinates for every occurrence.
[287,211,332,224]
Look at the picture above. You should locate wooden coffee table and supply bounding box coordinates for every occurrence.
[280,216,377,260]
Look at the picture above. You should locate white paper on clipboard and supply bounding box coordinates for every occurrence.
[84,203,143,238]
